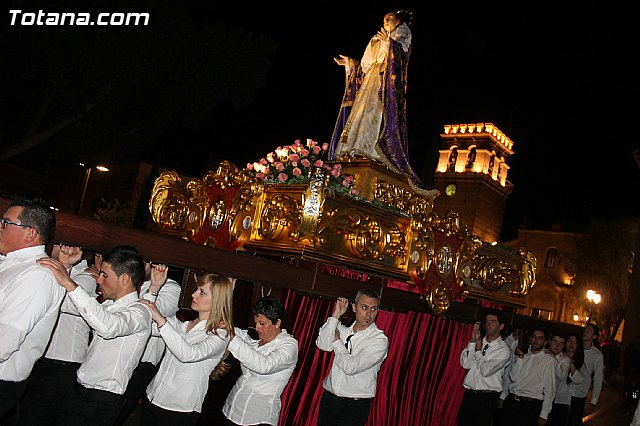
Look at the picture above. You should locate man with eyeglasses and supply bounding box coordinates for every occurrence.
[315,288,388,426]
[457,309,511,426]
[497,328,557,426]
[0,197,65,419]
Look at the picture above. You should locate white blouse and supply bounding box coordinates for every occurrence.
[146,317,228,413]
[223,328,298,425]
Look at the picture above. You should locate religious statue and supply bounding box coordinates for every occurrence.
[329,10,421,185]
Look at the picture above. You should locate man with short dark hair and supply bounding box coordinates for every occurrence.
[0,197,65,418]
[38,245,151,426]
[567,323,603,425]
[457,310,511,426]
[498,328,556,426]
[316,289,389,426]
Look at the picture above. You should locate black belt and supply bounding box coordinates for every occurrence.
[466,388,499,394]
[328,391,373,402]
[42,357,81,367]
[508,393,542,403]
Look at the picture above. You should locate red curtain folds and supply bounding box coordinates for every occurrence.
[279,289,474,426]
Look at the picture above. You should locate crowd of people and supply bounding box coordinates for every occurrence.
[457,310,606,426]
[0,196,392,426]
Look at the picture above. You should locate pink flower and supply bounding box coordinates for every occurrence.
[266,153,275,163]
[301,159,311,167]
[351,189,359,195]
[301,149,310,157]
[278,173,288,182]
[344,175,354,183]
[292,167,302,176]
[256,172,265,180]
[322,143,329,151]
[332,164,342,173]
[246,163,254,170]
[331,168,340,177]
[275,162,285,171]
[260,158,268,165]
[290,154,300,162]
[291,162,298,167]
[342,179,351,188]
[307,138,315,146]
[315,160,324,167]
[313,145,321,154]
[294,140,301,146]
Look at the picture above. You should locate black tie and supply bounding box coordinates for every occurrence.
[482,344,489,356]
[346,334,354,354]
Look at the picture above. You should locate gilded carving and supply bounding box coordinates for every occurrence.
[257,193,301,241]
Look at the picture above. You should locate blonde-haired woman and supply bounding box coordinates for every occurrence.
[139,273,234,426]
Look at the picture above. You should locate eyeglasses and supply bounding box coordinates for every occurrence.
[482,344,489,356]
[0,218,37,232]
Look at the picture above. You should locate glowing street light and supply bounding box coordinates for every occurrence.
[78,163,110,214]
[586,289,602,323]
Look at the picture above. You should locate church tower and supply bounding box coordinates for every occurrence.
[432,123,514,243]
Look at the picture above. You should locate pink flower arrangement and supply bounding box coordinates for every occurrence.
[246,139,356,195]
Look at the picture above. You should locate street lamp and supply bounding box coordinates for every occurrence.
[586,289,602,323]
[78,163,110,214]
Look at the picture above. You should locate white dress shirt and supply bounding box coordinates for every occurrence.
[571,345,604,404]
[509,350,557,419]
[315,317,389,399]
[0,246,66,381]
[44,260,97,363]
[146,317,228,413]
[223,327,298,426]
[553,352,582,405]
[460,336,511,392]
[68,288,151,394]
[139,278,181,365]
[500,334,519,400]
[632,398,640,426]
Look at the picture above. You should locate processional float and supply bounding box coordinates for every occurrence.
[148,138,536,315]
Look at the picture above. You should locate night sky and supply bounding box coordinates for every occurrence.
[3,2,639,241]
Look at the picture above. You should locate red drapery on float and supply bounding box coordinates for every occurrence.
[278,289,474,425]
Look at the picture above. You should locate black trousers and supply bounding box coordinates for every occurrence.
[56,384,124,426]
[497,393,543,426]
[546,402,570,426]
[457,389,501,426]
[0,379,27,419]
[316,390,373,426]
[567,396,587,426]
[114,361,160,426]
[17,357,81,426]
[140,396,199,426]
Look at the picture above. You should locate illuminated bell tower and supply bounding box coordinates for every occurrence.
[432,123,514,243]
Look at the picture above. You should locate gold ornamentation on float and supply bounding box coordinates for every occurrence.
[255,191,303,241]
[149,155,536,315]
[428,283,451,315]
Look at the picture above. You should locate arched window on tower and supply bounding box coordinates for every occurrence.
[448,148,458,172]
[487,155,495,175]
[466,147,477,169]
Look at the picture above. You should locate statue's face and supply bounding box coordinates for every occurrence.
[383,13,398,34]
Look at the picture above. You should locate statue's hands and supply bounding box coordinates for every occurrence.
[376,27,389,41]
[333,54,349,66]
